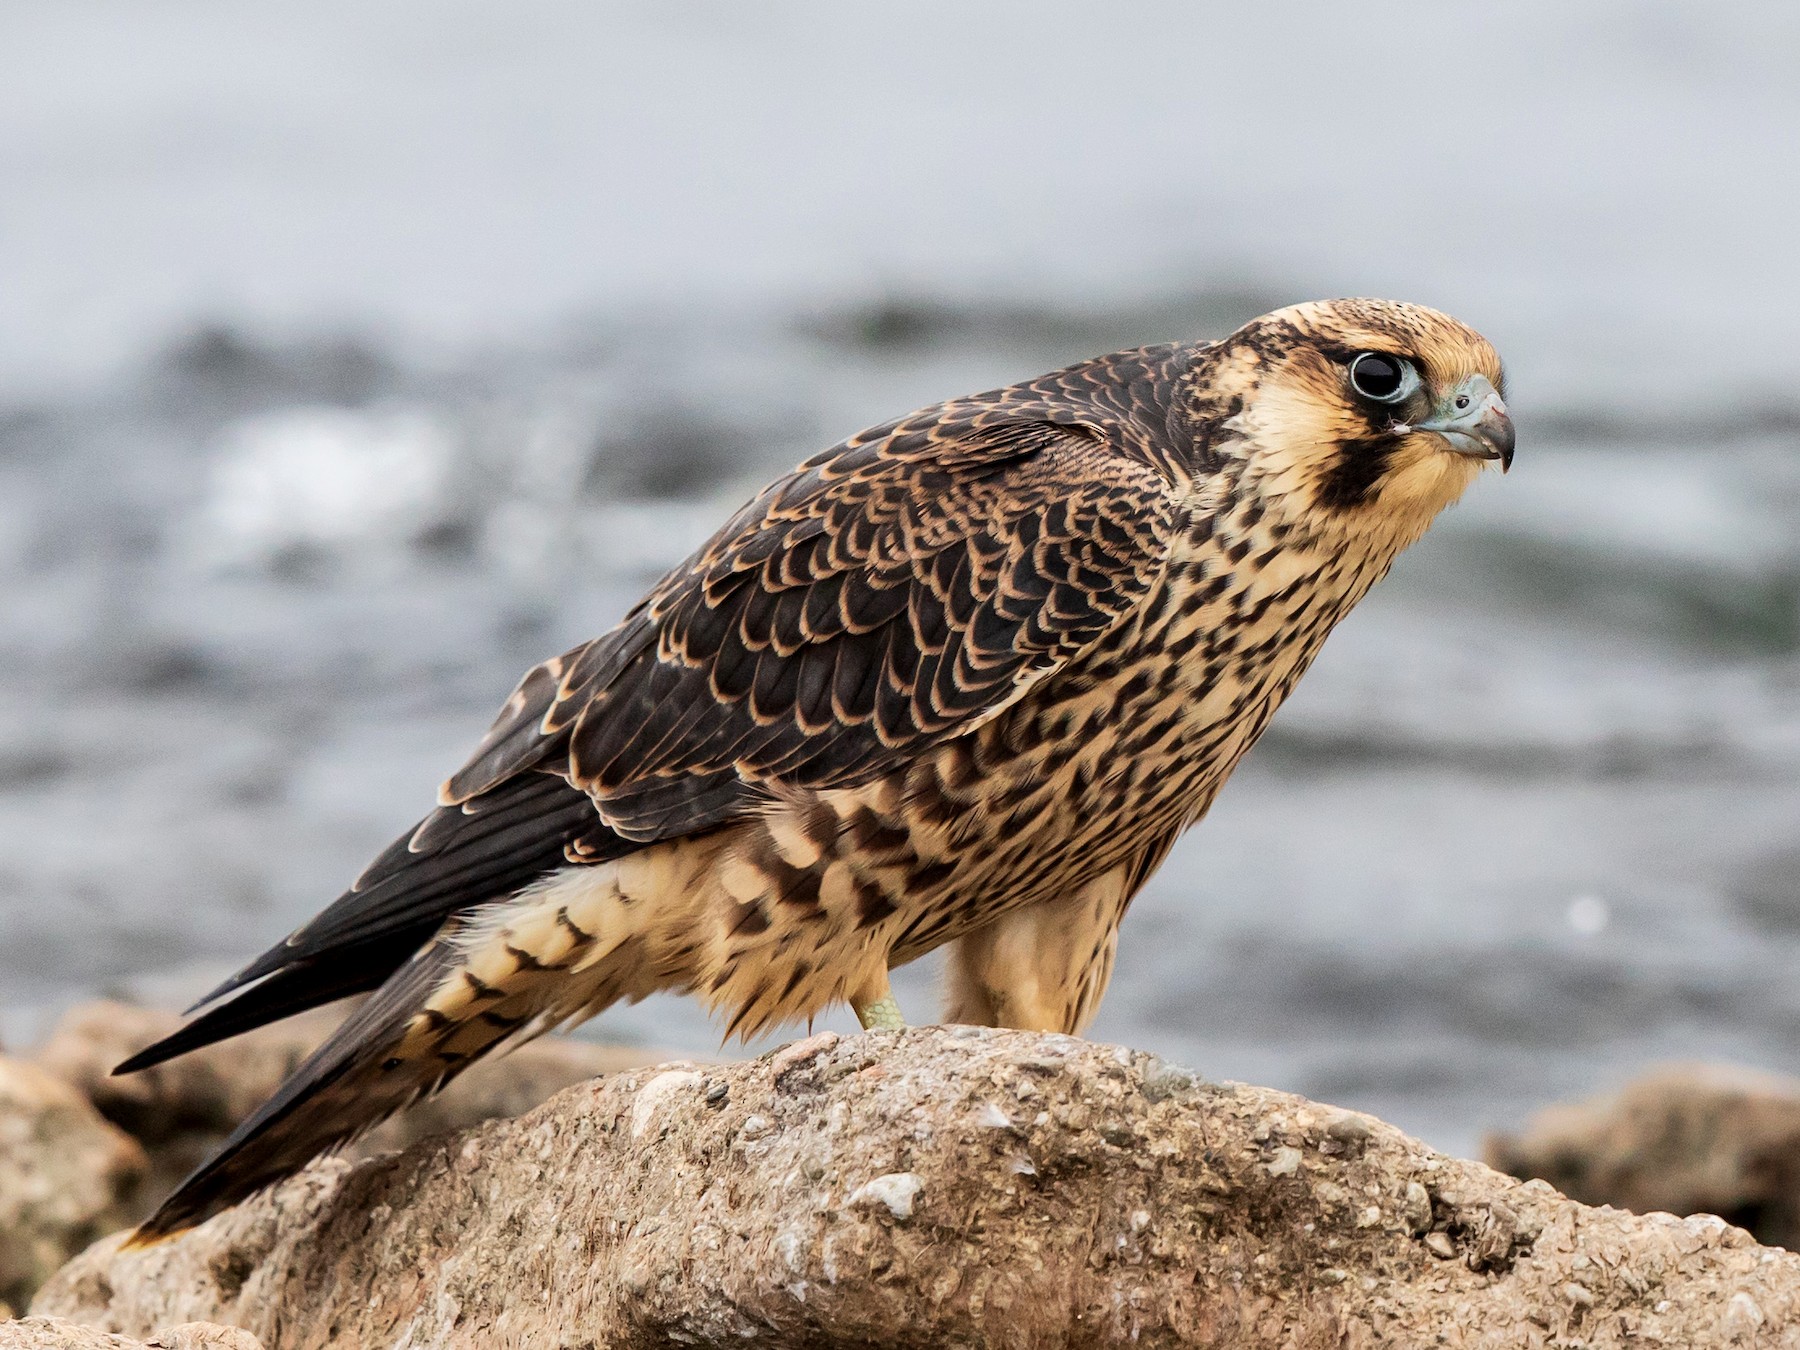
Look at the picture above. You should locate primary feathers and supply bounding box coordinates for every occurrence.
[124,297,1512,1239]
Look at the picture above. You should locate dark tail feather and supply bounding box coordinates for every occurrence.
[128,940,465,1245]
[112,935,426,1076]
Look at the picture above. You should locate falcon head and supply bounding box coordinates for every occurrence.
[1199,297,1513,537]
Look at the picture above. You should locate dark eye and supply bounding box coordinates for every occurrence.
[1348,352,1417,404]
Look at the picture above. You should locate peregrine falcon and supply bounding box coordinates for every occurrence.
[123,297,1513,1239]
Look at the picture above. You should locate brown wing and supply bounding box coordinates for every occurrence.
[444,405,1181,845]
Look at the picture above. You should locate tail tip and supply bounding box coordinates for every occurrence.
[120,1219,190,1251]
[112,1039,179,1076]
[111,1050,154,1077]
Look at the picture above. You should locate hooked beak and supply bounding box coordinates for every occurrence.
[1416,374,1514,473]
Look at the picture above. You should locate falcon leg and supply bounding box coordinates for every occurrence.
[854,991,906,1030]
[944,865,1131,1035]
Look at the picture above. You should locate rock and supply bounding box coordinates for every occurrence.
[1488,1061,1800,1249]
[0,1061,146,1312]
[34,1001,668,1220]
[0,1316,262,1349]
[33,1027,1800,1348]
[0,1318,140,1350]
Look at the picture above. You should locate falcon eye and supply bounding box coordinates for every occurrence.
[1347,352,1418,404]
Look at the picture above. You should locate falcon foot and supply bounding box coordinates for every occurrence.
[855,993,906,1031]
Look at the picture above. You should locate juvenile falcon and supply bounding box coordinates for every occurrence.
[123,297,1513,1239]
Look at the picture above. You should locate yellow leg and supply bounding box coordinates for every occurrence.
[855,992,906,1030]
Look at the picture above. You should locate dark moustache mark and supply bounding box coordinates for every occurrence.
[1316,436,1397,510]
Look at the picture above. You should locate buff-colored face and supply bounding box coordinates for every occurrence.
[1208,298,1513,532]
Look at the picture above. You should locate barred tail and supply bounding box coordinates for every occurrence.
[128,938,474,1244]
[132,870,665,1242]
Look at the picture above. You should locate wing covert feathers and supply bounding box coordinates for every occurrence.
[442,360,1187,847]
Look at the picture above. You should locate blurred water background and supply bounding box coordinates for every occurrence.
[3,1,1799,1158]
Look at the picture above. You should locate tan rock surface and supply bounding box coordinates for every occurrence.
[1488,1061,1800,1250]
[0,1317,262,1349]
[35,1001,669,1218]
[0,1060,146,1311]
[33,1026,1800,1348]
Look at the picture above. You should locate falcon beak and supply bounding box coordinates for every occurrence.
[1416,375,1514,473]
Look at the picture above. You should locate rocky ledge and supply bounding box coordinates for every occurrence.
[1490,1062,1800,1254]
[0,1316,261,1349]
[24,1027,1800,1348]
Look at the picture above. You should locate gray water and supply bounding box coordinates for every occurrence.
[2,1,1799,1160]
